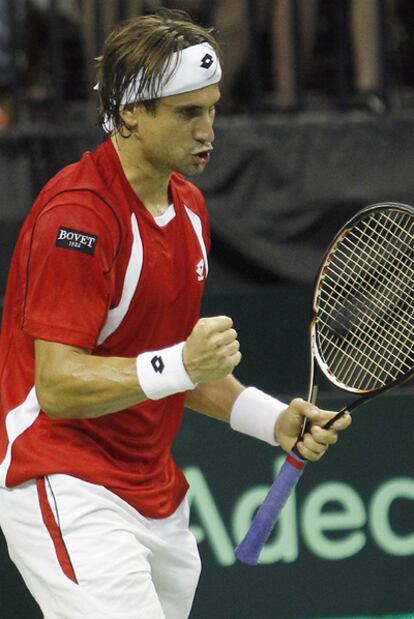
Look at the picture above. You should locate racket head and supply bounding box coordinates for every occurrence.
[310,202,414,398]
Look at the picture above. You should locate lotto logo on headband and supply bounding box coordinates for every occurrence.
[200,53,213,69]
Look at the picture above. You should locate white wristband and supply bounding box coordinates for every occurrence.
[230,387,287,446]
[136,342,197,400]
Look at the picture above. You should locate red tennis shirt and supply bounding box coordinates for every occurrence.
[0,138,210,517]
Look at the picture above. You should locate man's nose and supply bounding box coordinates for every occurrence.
[193,112,215,144]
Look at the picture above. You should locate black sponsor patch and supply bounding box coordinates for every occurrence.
[55,226,98,255]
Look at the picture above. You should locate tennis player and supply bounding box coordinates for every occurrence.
[0,9,351,619]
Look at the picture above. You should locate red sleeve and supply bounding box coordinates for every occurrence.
[22,199,120,349]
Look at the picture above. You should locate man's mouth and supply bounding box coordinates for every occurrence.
[192,149,212,164]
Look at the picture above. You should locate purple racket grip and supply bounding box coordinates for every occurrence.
[235,450,306,565]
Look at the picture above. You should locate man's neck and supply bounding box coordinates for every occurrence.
[111,134,171,217]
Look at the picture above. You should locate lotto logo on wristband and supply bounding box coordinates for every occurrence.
[151,355,165,374]
[137,343,196,400]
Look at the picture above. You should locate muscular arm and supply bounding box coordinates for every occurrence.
[34,315,242,419]
[35,340,145,418]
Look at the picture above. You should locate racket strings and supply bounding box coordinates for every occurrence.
[316,209,414,391]
[321,216,414,388]
[347,218,414,313]
[319,301,410,390]
[337,214,414,323]
[323,262,413,357]
[324,233,414,357]
[323,238,414,388]
[350,216,414,364]
[319,312,412,389]
[323,241,413,362]
[339,214,414,341]
[319,305,411,388]
[318,331,402,389]
[325,212,414,333]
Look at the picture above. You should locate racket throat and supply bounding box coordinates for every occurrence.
[298,384,319,441]
[309,385,319,405]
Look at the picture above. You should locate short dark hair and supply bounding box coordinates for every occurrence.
[96,9,223,133]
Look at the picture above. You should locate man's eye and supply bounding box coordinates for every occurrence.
[179,108,199,118]
[178,105,217,119]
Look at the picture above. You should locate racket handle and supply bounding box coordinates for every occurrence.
[235,450,306,565]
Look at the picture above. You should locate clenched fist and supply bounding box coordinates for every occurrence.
[183,316,241,383]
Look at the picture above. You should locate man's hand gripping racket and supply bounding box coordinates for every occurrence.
[235,202,414,565]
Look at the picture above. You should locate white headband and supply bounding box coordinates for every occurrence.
[97,42,221,132]
[121,41,222,103]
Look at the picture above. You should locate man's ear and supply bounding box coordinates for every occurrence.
[119,105,140,132]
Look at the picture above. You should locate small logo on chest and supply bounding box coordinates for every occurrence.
[196,258,205,281]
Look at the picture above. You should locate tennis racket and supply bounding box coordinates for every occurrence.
[235,202,414,565]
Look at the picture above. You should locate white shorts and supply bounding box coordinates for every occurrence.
[0,475,201,619]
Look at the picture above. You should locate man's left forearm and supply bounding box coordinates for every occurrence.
[184,375,245,422]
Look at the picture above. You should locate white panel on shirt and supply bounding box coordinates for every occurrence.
[184,205,208,277]
[0,386,41,487]
[98,213,144,345]
[97,204,208,346]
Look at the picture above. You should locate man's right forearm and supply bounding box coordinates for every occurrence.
[35,339,145,419]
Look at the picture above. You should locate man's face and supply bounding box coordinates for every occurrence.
[134,83,220,177]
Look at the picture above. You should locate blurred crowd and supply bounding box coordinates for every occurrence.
[1,0,414,129]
